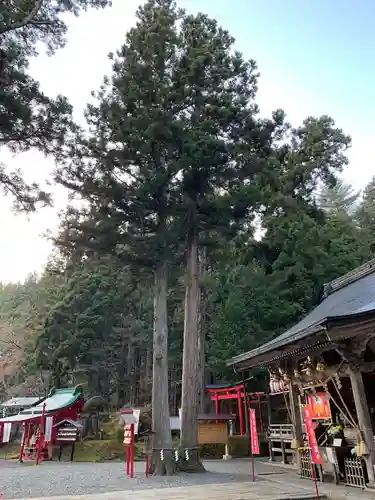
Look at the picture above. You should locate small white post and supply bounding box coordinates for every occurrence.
[223,420,233,460]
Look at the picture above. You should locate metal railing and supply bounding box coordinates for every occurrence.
[344,457,366,488]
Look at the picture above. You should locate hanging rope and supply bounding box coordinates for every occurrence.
[283,389,293,425]
[302,361,358,429]
[330,376,358,429]
[324,386,357,428]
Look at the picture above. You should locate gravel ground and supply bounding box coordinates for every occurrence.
[0,459,271,499]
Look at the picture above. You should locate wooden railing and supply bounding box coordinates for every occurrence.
[267,424,295,464]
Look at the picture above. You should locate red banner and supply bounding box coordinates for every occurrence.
[303,405,322,465]
[123,423,134,446]
[307,392,331,420]
[249,409,260,455]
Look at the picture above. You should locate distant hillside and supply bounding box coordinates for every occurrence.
[0,277,39,392]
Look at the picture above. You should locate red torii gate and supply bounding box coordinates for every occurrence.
[207,383,265,436]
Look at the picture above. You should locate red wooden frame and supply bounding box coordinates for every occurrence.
[124,423,135,478]
[207,384,266,435]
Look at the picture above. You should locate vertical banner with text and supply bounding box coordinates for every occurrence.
[303,405,322,465]
[249,409,260,455]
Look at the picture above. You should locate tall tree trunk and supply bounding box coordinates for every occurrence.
[145,347,152,403]
[127,342,134,404]
[170,366,178,415]
[141,347,151,404]
[179,234,205,472]
[197,245,208,413]
[150,260,175,476]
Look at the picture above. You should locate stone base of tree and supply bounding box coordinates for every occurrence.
[177,448,206,473]
[149,449,176,476]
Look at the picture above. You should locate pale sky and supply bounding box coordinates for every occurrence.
[1,0,374,283]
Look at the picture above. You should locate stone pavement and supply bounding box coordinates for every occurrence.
[11,481,326,500]
[3,458,375,500]
[258,460,375,500]
[11,474,375,500]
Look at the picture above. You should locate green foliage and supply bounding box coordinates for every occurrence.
[2,0,375,413]
[2,185,375,397]
[357,176,375,236]
[206,203,375,376]
[317,179,360,216]
[29,256,153,398]
[51,0,354,384]
[55,0,185,265]
[0,0,111,210]
[0,274,42,353]
[207,260,282,372]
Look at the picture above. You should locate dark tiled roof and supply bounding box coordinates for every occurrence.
[206,383,232,390]
[228,259,375,368]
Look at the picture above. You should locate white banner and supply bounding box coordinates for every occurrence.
[120,409,141,435]
[169,416,181,430]
[2,422,11,443]
[45,416,53,442]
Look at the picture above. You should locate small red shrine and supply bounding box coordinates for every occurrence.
[0,386,84,464]
[207,383,266,435]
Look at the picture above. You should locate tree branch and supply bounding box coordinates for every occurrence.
[0,339,22,349]
[0,0,44,35]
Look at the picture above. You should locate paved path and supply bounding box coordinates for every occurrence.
[11,481,324,500]
[1,458,375,500]
[0,459,310,499]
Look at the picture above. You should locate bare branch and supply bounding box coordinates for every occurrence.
[0,339,22,349]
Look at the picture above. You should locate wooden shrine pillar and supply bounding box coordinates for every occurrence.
[19,423,27,463]
[289,383,303,468]
[214,394,220,424]
[237,387,245,435]
[348,366,375,484]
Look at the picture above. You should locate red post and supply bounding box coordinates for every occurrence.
[19,422,27,462]
[130,424,134,478]
[131,450,134,478]
[36,403,46,465]
[237,388,244,435]
[26,423,31,447]
[214,393,220,424]
[124,423,135,478]
[126,447,130,475]
[303,406,321,500]
[311,462,320,500]
[249,409,260,482]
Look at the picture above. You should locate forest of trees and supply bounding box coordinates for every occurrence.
[1,175,375,397]
[1,0,375,475]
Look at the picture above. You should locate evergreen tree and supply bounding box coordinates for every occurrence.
[55,0,353,472]
[55,0,186,475]
[32,256,149,399]
[317,179,360,216]
[0,0,111,210]
[170,11,265,471]
[357,176,375,238]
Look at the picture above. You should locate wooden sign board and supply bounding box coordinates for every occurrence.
[198,422,228,445]
[120,409,140,435]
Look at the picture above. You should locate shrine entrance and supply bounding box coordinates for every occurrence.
[207,383,267,435]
